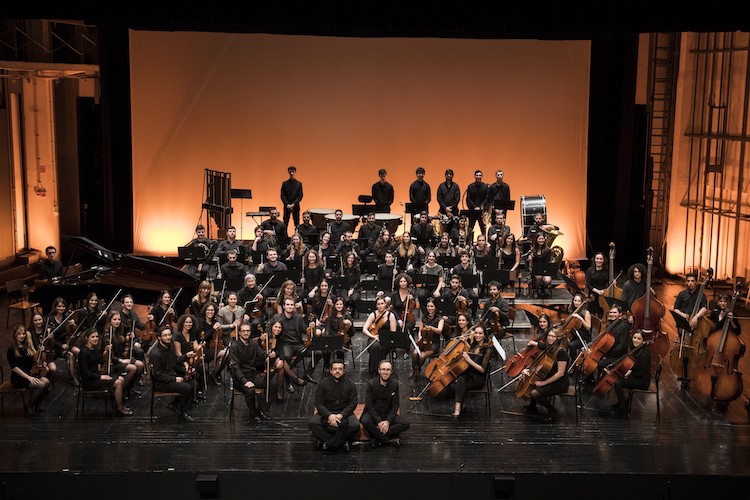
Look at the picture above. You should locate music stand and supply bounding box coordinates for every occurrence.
[378,331,410,350]
[214,278,244,293]
[178,246,206,260]
[327,255,341,274]
[459,273,480,289]
[524,310,540,330]
[532,262,559,277]
[414,274,440,290]
[561,273,584,295]
[308,335,344,353]
[436,300,457,317]
[436,255,459,269]
[603,296,629,312]
[327,277,350,294]
[483,269,517,287]
[474,256,495,271]
[285,257,302,271]
[494,200,516,212]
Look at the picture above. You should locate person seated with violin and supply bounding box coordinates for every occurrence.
[309,359,359,452]
[66,292,105,385]
[47,297,74,364]
[440,274,471,327]
[218,249,248,285]
[412,298,444,378]
[384,272,417,361]
[710,293,742,336]
[101,311,142,399]
[119,294,148,362]
[78,327,132,416]
[362,359,411,447]
[149,325,196,421]
[7,324,51,415]
[521,327,569,417]
[451,250,480,307]
[149,290,177,332]
[411,211,436,255]
[27,313,57,380]
[620,263,648,312]
[273,297,317,389]
[229,321,276,422]
[217,291,247,347]
[173,314,205,402]
[362,296,399,378]
[610,330,651,418]
[452,324,493,420]
[321,296,354,370]
[566,292,593,369]
[237,273,266,336]
[481,281,510,336]
[197,303,225,385]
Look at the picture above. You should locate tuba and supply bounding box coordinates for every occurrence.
[540,224,564,264]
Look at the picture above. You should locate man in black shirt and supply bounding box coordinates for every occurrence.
[411,211,436,255]
[437,168,461,234]
[214,225,246,265]
[261,208,289,247]
[466,170,489,237]
[219,249,248,285]
[487,169,511,215]
[671,272,708,388]
[184,224,217,280]
[38,245,64,280]
[281,165,303,231]
[149,325,196,421]
[371,168,394,213]
[229,322,276,422]
[308,360,359,452]
[409,167,431,217]
[273,297,315,385]
[328,209,349,244]
[596,305,632,374]
[357,212,382,259]
[297,210,320,247]
[361,359,410,447]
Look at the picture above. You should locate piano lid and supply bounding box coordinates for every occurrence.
[61,235,199,291]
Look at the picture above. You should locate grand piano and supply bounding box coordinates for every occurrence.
[36,235,199,312]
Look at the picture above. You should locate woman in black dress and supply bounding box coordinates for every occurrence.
[585,251,608,318]
[77,327,131,416]
[411,298,444,378]
[452,325,493,419]
[612,330,651,417]
[528,233,553,298]
[7,325,50,414]
[522,328,569,416]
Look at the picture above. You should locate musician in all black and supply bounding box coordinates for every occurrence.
[409,167,431,216]
[466,170,489,237]
[486,169,511,215]
[357,213,382,259]
[411,211,436,255]
[437,169,461,233]
[440,274,470,327]
[411,298,444,377]
[261,208,289,248]
[38,245,64,281]
[376,251,399,285]
[596,305,632,375]
[184,224,217,280]
[673,272,708,330]
[523,328,569,417]
[7,325,50,415]
[372,168,394,213]
[710,293,742,336]
[219,249,247,284]
[214,225,245,265]
[229,322,275,423]
[334,231,361,262]
[309,360,359,452]
[328,209,349,244]
[297,210,320,247]
[612,330,651,417]
[452,325,493,419]
[281,165,303,232]
[620,263,648,312]
[585,252,609,317]
[487,212,510,254]
[273,297,316,387]
[483,280,510,329]
[78,328,132,416]
[362,359,411,447]
[149,325,196,421]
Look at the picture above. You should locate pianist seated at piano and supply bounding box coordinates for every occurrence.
[182,224,218,280]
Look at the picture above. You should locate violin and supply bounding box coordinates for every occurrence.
[31,329,52,378]
[212,323,225,351]
[140,305,157,343]
[416,318,432,350]
[592,344,643,395]
[401,293,416,324]
[694,289,745,402]
[337,315,352,347]
[367,310,389,338]
[305,313,316,347]
[454,293,468,315]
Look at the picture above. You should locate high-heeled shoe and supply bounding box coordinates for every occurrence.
[116,407,133,417]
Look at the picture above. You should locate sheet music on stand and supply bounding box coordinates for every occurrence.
[378,330,410,350]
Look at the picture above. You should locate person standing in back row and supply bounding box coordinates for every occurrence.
[281,165,304,232]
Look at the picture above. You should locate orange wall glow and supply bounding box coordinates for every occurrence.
[130,32,590,258]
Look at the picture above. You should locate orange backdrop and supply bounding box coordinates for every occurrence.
[129,32,590,259]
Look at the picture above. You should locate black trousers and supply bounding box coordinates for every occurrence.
[360,412,410,442]
[156,380,195,412]
[308,414,360,447]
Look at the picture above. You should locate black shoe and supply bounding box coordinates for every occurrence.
[196,393,207,401]
[304,374,318,384]
[369,439,381,449]
[116,407,133,417]
[287,383,296,394]
[180,412,194,422]
[167,403,180,416]
[523,404,538,414]
[258,411,270,420]
[315,439,324,450]
[295,377,307,386]
[249,416,261,424]
[389,438,400,448]
[342,441,350,452]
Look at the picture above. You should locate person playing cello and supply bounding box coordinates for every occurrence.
[522,328,569,417]
[611,330,651,418]
[452,325,493,419]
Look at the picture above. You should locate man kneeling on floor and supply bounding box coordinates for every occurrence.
[309,360,358,452]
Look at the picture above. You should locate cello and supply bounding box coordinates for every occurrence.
[515,335,566,399]
[629,248,669,363]
[597,242,623,318]
[592,344,644,395]
[694,289,745,403]
[423,334,472,398]
[578,317,626,376]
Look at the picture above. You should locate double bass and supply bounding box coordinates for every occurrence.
[597,242,623,318]
[670,268,713,381]
[629,248,669,362]
[694,289,745,403]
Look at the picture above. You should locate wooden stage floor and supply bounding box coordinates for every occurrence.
[2,278,750,499]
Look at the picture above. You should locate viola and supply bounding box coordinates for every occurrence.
[337,316,352,347]
[416,318,433,350]
[401,294,416,324]
[140,305,157,343]
[305,313,316,347]
[212,324,225,351]
[367,310,389,337]
[694,289,746,402]
[31,331,52,378]
[592,344,642,395]
[454,294,469,315]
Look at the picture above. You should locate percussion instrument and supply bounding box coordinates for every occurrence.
[325,213,361,234]
[374,213,402,234]
[308,208,336,230]
[520,195,547,236]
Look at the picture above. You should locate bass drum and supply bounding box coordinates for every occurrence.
[520,195,546,236]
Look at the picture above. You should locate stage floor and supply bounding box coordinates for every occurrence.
[2,278,750,499]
